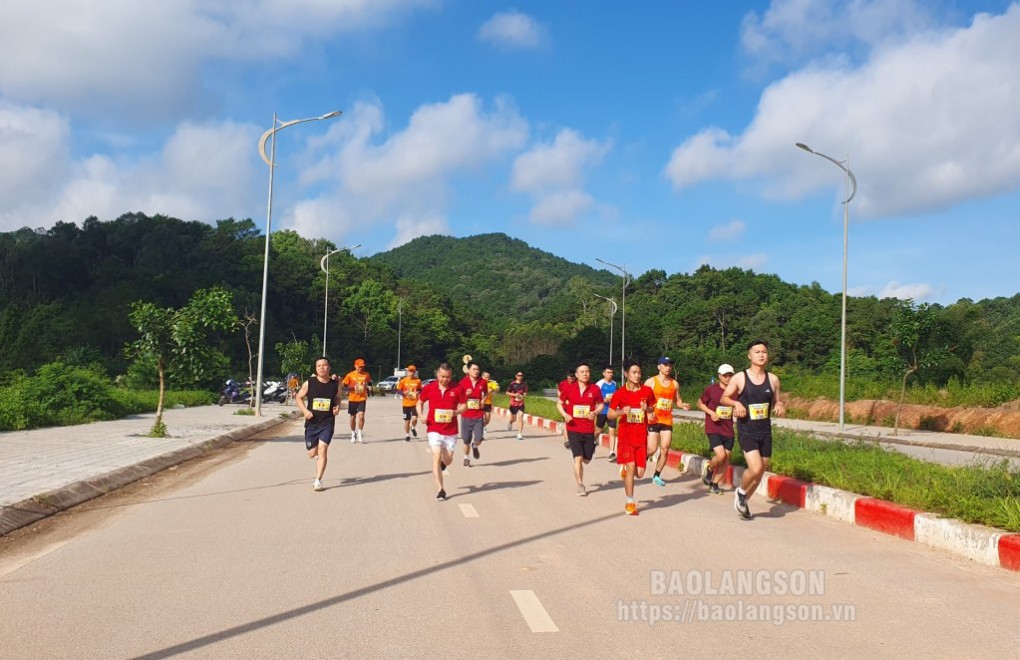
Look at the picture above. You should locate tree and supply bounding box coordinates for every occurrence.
[890,301,945,435]
[127,287,237,436]
[276,336,316,377]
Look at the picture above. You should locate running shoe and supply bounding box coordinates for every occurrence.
[404,435,410,442]
[710,483,722,495]
[734,491,752,520]
[436,489,446,501]
[350,433,356,444]
[463,457,470,467]
[507,420,513,431]
[357,430,365,443]
[472,443,480,460]
[652,475,666,487]
[607,452,616,463]
[411,427,418,438]
[576,483,586,497]
[313,479,323,491]
[516,433,523,441]
[625,501,638,516]
[701,463,713,487]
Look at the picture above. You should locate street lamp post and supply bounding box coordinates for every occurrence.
[592,293,618,368]
[320,243,362,357]
[253,110,341,417]
[396,300,402,371]
[596,258,631,383]
[796,142,857,433]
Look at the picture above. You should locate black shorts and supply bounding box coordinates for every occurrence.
[737,432,772,458]
[567,431,595,461]
[647,423,673,433]
[402,406,417,420]
[348,400,367,415]
[707,433,734,451]
[483,403,492,412]
[509,405,524,415]
[304,421,335,450]
[595,414,617,430]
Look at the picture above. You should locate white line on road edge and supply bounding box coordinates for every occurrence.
[459,503,479,518]
[510,590,559,632]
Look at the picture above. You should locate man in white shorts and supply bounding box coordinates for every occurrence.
[417,363,464,501]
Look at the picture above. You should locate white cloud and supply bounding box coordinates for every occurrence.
[666,4,1020,219]
[511,128,610,226]
[708,220,747,241]
[0,101,71,210]
[0,0,433,120]
[390,212,449,248]
[478,11,546,49]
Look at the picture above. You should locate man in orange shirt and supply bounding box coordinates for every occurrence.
[645,357,690,487]
[341,358,372,443]
[397,365,422,442]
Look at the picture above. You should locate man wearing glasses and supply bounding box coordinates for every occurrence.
[697,364,736,495]
[506,372,528,440]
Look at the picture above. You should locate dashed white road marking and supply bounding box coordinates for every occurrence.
[510,590,559,632]
[458,503,479,518]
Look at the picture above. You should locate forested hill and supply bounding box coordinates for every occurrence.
[370,233,618,330]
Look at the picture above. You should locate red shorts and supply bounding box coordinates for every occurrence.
[616,440,647,468]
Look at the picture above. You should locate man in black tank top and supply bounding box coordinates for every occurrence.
[720,340,785,520]
[296,357,341,491]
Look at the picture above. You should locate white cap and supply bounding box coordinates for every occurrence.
[718,364,735,375]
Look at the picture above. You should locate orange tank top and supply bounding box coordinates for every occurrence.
[651,376,677,425]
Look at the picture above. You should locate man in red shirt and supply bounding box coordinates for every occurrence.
[556,362,604,496]
[416,363,465,501]
[608,359,656,516]
[457,361,488,466]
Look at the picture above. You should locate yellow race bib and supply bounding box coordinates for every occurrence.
[312,398,331,411]
[626,409,646,424]
[435,409,454,423]
[467,399,480,410]
[572,405,591,418]
[655,397,673,411]
[716,406,733,419]
[354,383,365,394]
[748,403,770,420]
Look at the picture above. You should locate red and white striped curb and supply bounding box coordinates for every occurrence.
[493,406,1020,573]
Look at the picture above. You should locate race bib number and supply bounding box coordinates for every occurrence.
[626,409,646,424]
[604,392,612,403]
[715,406,733,419]
[405,390,418,400]
[655,397,673,412]
[572,405,591,418]
[312,397,331,412]
[467,399,481,410]
[748,403,770,420]
[354,383,365,394]
[435,409,454,423]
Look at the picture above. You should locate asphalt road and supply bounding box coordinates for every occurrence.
[2,399,1019,659]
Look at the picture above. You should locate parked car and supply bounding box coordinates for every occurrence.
[421,378,436,389]
[378,376,401,392]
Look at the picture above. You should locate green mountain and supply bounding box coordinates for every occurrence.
[370,233,619,331]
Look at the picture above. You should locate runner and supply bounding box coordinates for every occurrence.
[556,362,604,496]
[645,357,691,486]
[608,359,656,515]
[295,357,341,491]
[594,366,619,462]
[697,364,736,495]
[506,371,528,440]
[341,358,372,443]
[286,372,300,405]
[720,340,785,520]
[397,364,422,442]
[417,363,464,501]
[482,371,499,440]
[458,362,488,466]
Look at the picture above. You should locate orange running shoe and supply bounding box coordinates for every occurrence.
[625,501,638,516]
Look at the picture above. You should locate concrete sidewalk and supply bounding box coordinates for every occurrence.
[0,404,297,537]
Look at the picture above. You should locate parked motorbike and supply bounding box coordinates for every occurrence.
[218,379,250,406]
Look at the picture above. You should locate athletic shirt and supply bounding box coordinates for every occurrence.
[506,381,527,405]
[420,381,461,435]
[596,379,618,410]
[398,376,422,407]
[305,377,339,426]
[458,377,488,419]
[609,385,656,446]
[699,383,734,438]
[342,371,372,402]
[737,369,774,440]
[650,376,677,425]
[559,383,604,434]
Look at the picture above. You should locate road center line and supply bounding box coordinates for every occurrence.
[510,590,559,632]
[458,503,479,518]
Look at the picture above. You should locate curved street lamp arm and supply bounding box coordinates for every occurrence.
[592,293,618,315]
[795,142,857,204]
[260,111,343,167]
[319,243,362,273]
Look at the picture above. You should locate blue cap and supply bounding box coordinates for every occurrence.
[657,356,672,365]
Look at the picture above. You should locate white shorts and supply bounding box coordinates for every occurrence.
[428,432,457,452]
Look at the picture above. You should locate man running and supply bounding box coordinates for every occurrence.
[608,359,656,516]
[506,371,528,440]
[458,361,488,466]
[341,358,372,443]
[721,340,785,520]
[645,357,690,487]
[556,362,604,496]
[295,357,341,491]
[482,371,498,440]
[397,364,422,442]
[594,366,619,462]
[417,363,464,501]
[697,364,736,495]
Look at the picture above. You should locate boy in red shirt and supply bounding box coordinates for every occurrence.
[556,362,604,496]
[608,359,656,515]
[416,363,464,501]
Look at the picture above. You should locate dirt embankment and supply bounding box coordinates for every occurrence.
[785,396,1020,439]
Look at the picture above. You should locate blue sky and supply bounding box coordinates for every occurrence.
[2,1,1019,304]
